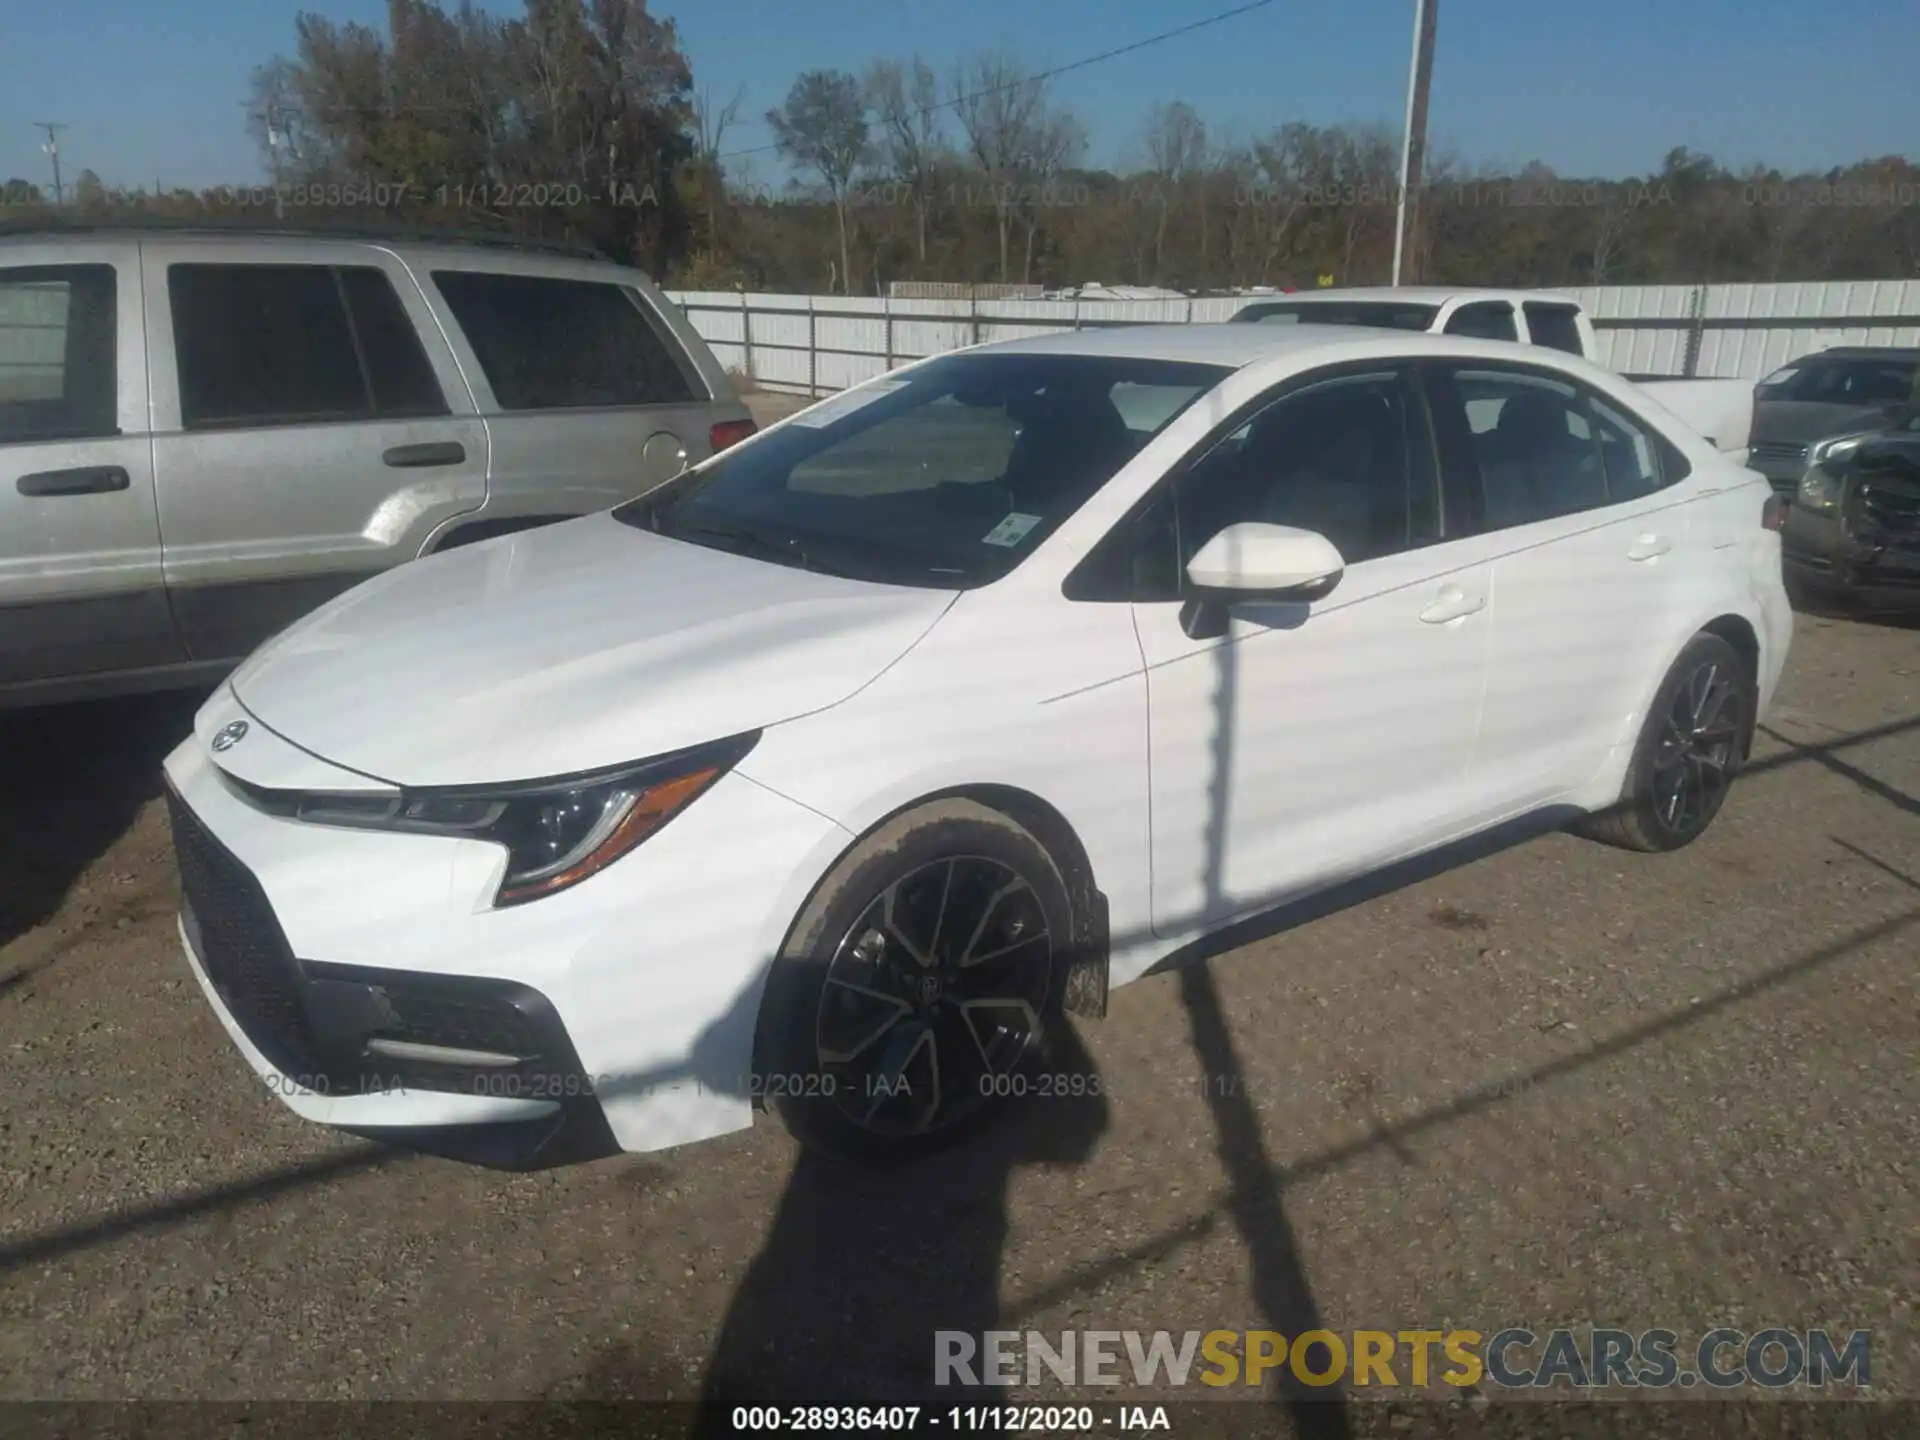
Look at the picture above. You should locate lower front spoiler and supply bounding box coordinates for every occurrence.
[178,915,624,1172]
[337,1108,621,1172]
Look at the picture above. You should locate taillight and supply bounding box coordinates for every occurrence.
[1761,493,1789,532]
[709,418,756,453]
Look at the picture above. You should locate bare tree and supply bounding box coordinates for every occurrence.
[950,51,1047,283]
[768,69,869,293]
[865,56,944,270]
[1019,110,1086,283]
[691,81,745,254]
[1144,101,1207,282]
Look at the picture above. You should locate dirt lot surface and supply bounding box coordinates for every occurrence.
[1,467,1914,1431]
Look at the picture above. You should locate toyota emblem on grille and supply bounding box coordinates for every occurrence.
[211,720,249,753]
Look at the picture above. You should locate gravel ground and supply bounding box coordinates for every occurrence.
[1,440,1914,1432]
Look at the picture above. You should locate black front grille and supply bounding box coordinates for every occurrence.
[1857,476,1920,535]
[167,787,323,1077]
[1751,440,1810,465]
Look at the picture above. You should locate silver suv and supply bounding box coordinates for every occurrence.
[0,225,754,708]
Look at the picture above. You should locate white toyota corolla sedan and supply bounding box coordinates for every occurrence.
[164,324,1792,1167]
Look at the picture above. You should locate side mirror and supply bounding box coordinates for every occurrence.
[1180,522,1345,640]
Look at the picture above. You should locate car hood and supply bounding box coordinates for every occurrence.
[229,513,958,787]
[1751,399,1902,447]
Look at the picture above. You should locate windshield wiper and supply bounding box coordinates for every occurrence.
[671,518,813,572]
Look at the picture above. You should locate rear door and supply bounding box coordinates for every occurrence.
[1426,362,1697,808]
[415,260,723,520]
[142,240,488,662]
[0,240,185,691]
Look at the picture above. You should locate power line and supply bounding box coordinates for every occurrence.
[717,0,1285,162]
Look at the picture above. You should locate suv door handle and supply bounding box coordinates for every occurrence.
[1419,584,1487,624]
[17,465,131,497]
[382,441,466,468]
[1627,533,1672,562]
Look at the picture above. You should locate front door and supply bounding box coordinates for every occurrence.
[1137,366,1496,938]
[0,243,184,691]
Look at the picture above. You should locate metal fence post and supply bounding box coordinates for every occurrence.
[1072,297,1082,331]
[884,296,895,372]
[970,290,982,347]
[1184,296,1194,323]
[1683,284,1708,378]
[808,299,819,397]
[738,290,753,384]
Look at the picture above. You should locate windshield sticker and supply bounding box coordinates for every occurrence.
[982,512,1043,548]
[787,380,909,428]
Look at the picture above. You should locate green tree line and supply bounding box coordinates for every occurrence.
[5,0,1917,292]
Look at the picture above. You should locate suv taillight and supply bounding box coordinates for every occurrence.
[1762,493,1789,532]
[710,418,756,453]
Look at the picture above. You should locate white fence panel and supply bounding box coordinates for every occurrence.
[666,280,1920,397]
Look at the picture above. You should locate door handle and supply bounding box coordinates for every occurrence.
[1627,533,1672,562]
[382,441,466,468]
[17,465,131,497]
[1419,585,1487,624]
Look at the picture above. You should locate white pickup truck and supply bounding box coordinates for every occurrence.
[1232,286,1754,462]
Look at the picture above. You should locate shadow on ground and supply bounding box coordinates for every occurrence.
[0,690,204,959]
[567,1016,1108,1422]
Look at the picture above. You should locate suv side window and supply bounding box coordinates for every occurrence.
[1522,303,1584,356]
[170,264,447,430]
[431,271,699,411]
[0,264,117,444]
[1444,301,1518,343]
[1177,370,1441,575]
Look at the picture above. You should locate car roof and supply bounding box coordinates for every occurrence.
[965,321,1518,368]
[1241,286,1581,308]
[0,222,608,264]
[1800,346,1920,360]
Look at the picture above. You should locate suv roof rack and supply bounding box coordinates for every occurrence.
[0,215,609,261]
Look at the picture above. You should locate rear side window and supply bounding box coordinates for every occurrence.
[170,264,447,430]
[1523,303,1585,356]
[0,264,117,444]
[1444,302,1519,343]
[1434,366,1682,529]
[432,271,699,411]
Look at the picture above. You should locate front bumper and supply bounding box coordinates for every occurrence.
[1782,504,1920,604]
[164,698,854,1165]
[171,786,619,1169]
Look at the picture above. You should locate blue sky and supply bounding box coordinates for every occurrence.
[2,0,1913,193]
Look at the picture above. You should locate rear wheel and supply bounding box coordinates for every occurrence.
[756,800,1070,1162]
[1577,633,1755,853]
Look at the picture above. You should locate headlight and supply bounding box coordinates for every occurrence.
[291,733,758,906]
[1797,465,1843,514]
[1809,433,1866,467]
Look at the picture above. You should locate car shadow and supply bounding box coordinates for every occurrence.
[0,690,204,959]
[569,1014,1109,1422]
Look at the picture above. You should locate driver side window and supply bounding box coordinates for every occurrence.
[1175,369,1442,575]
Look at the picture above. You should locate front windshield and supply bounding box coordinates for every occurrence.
[1757,357,1920,405]
[616,352,1230,588]
[1235,301,1440,331]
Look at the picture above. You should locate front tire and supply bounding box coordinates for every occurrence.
[756,800,1072,1163]
[1577,632,1755,853]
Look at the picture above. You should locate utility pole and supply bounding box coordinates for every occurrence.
[34,122,69,206]
[262,104,290,219]
[1390,0,1438,286]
